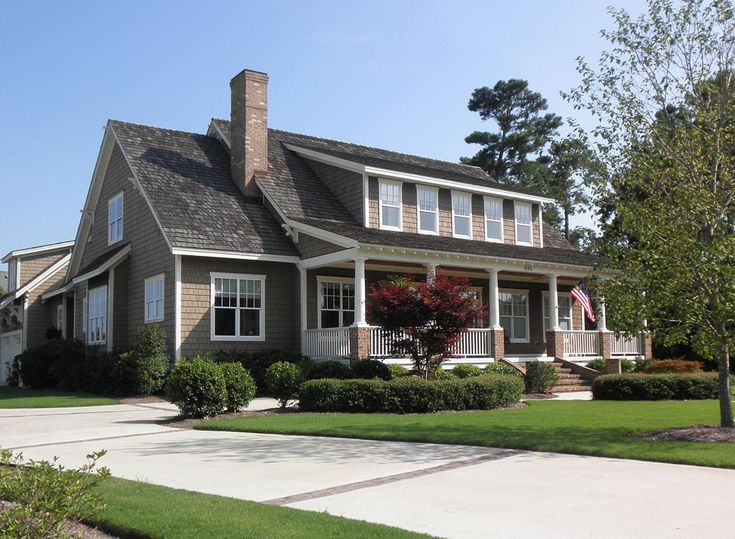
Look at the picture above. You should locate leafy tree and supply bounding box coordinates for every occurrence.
[368,275,484,378]
[566,0,735,426]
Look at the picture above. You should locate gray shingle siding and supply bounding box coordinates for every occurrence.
[297,234,345,259]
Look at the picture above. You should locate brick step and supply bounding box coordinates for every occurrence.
[551,366,573,373]
[554,377,589,386]
[552,385,593,393]
[556,373,583,379]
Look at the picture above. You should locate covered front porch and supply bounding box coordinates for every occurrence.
[297,246,650,367]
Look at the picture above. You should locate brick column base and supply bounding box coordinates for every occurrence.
[349,326,371,363]
[490,328,504,361]
[640,331,653,359]
[600,331,620,373]
[546,330,565,360]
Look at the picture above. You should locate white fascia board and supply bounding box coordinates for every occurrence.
[72,245,131,285]
[357,243,594,277]
[1,241,75,264]
[286,220,358,248]
[171,248,300,264]
[283,143,555,204]
[297,247,359,270]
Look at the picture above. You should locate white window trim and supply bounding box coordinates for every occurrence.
[144,273,165,323]
[378,179,403,232]
[542,291,573,341]
[514,201,533,246]
[209,272,266,342]
[316,276,356,329]
[451,190,473,240]
[108,191,124,245]
[499,288,530,343]
[483,196,504,243]
[416,185,439,235]
[87,285,108,345]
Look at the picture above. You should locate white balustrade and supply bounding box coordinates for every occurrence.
[303,327,350,358]
[562,330,600,357]
[612,333,642,357]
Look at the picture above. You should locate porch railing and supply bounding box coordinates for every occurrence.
[562,330,600,358]
[370,327,492,358]
[303,327,350,358]
[612,333,642,357]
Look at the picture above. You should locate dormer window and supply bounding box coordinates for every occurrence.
[108,192,124,245]
[451,191,472,239]
[379,180,402,231]
[484,196,503,243]
[514,201,532,246]
[417,186,438,234]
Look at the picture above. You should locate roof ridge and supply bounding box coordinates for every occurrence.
[108,119,208,138]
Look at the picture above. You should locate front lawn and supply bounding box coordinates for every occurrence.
[198,400,735,469]
[0,387,119,408]
[91,477,430,538]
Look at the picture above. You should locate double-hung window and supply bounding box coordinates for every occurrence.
[543,293,572,334]
[416,186,438,234]
[87,286,107,345]
[318,278,355,328]
[499,290,529,342]
[484,197,503,242]
[144,274,165,323]
[211,274,265,340]
[452,191,472,239]
[108,192,124,245]
[379,180,402,231]
[514,202,532,246]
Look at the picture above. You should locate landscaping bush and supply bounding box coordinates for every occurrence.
[451,364,482,379]
[16,340,85,390]
[213,349,307,394]
[298,374,523,413]
[308,359,352,380]
[218,362,257,412]
[165,357,227,417]
[592,373,724,400]
[432,366,454,380]
[585,358,605,372]
[350,359,391,380]
[265,361,302,409]
[621,359,636,373]
[82,349,121,395]
[524,361,559,393]
[0,448,109,538]
[641,358,704,374]
[387,364,410,378]
[484,361,522,376]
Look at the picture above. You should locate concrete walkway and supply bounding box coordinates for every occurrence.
[1,402,733,538]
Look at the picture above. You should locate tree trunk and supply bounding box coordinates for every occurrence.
[719,348,733,428]
[564,210,570,240]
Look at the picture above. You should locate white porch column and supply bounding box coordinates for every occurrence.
[597,295,608,331]
[425,263,437,285]
[299,266,307,353]
[548,273,560,330]
[353,256,368,326]
[488,268,501,329]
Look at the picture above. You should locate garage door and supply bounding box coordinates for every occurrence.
[0,331,22,386]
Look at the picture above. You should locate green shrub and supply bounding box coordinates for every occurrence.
[309,359,351,380]
[17,340,85,390]
[0,448,109,538]
[109,324,169,396]
[387,364,410,378]
[265,361,303,409]
[350,359,391,380]
[592,373,724,400]
[621,359,636,373]
[218,362,257,412]
[298,374,523,413]
[642,359,704,374]
[524,361,559,393]
[484,361,522,376]
[451,364,482,379]
[165,357,227,417]
[634,357,652,372]
[432,367,454,380]
[213,349,307,394]
[585,358,605,372]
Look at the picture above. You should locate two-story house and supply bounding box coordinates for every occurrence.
[26,68,649,382]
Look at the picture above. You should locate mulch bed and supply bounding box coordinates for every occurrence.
[0,501,116,539]
[165,406,291,429]
[639,426,735,444]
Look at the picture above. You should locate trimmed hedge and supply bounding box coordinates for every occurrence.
[213,349,308,394]
[299,374,523,413]
[592,373,725,400]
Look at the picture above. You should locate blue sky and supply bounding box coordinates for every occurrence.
[0,0,645,271]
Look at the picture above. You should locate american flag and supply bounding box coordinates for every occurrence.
[571,281,596,323]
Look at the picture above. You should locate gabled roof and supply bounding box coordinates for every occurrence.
[0,253,71,309]
[108,120,298,257]
[1,241,74,264]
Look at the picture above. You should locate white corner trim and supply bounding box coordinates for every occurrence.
[170,247,300,264]
[107,266,115,352]
[538,204,544,248]
[174,255,182,361]
[362,173,370,228]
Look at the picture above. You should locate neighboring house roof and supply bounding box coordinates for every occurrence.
[292,217,596,268]
[109,120,298,257]
[0,253,71,309]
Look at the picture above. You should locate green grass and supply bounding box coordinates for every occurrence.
[0,386,119,408]
[198,400,735,469]
[90,477,431,538]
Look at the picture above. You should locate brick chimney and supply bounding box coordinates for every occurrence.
[230,69,269,196]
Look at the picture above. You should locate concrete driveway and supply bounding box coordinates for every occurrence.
[2,402,734,538]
